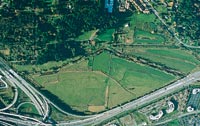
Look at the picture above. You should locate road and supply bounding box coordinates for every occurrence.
[0,112,49,126]
[0,58,49,120]
[0,75,8,89]
[0,72,18,112]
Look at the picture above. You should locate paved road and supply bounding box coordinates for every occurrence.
[0,72,18,112]
[0,75,8,89]
[0,58,49,120]
[0,112,49,126]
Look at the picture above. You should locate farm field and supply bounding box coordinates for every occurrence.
[128,48,200,73]
[92,52,111,74]
[33,60,134,112]
[32,50,176,113]
[34,71,107,112]
[92,52,176,98]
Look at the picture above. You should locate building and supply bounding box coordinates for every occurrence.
[105,0,114,13]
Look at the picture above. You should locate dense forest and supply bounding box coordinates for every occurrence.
[175,0,200,44]
[0,0,120,64]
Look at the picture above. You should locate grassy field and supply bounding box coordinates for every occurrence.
[34,71,108,112]
[31,49,191,112]
[134,29,165,43]
[92,52,111,74]
[96,29,115,41]
[33,70,134,112]
[107,79,133,108]
[92,52,176,99]
[32,51,176,112]
[129,48,200,73]
[110,56,175,97]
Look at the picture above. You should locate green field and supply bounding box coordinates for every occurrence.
[107,79,133,108]
[92,52,176,98]
[92,52,111,73]
[34,71,107,111]
[32,51,176,112]
[134,29,165,43]
[129,48,200,73]
[96,29,115,41]
[33,60,134,112]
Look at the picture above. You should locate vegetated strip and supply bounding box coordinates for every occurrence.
[105,48,184,77]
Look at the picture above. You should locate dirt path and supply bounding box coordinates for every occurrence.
[89,29,99,40]
[104,85,109,108]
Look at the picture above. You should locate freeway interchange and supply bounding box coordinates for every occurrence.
[1,57,200,126]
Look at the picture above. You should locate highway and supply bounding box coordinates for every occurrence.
[0,72,18,112]
[0,58,50,120]
[0,75,8,89]
[0,112,50,126]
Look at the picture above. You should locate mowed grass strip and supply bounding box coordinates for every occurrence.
[34,71,108,112]
[129,48,200,73]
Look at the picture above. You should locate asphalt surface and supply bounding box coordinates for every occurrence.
[0,58,49,120]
